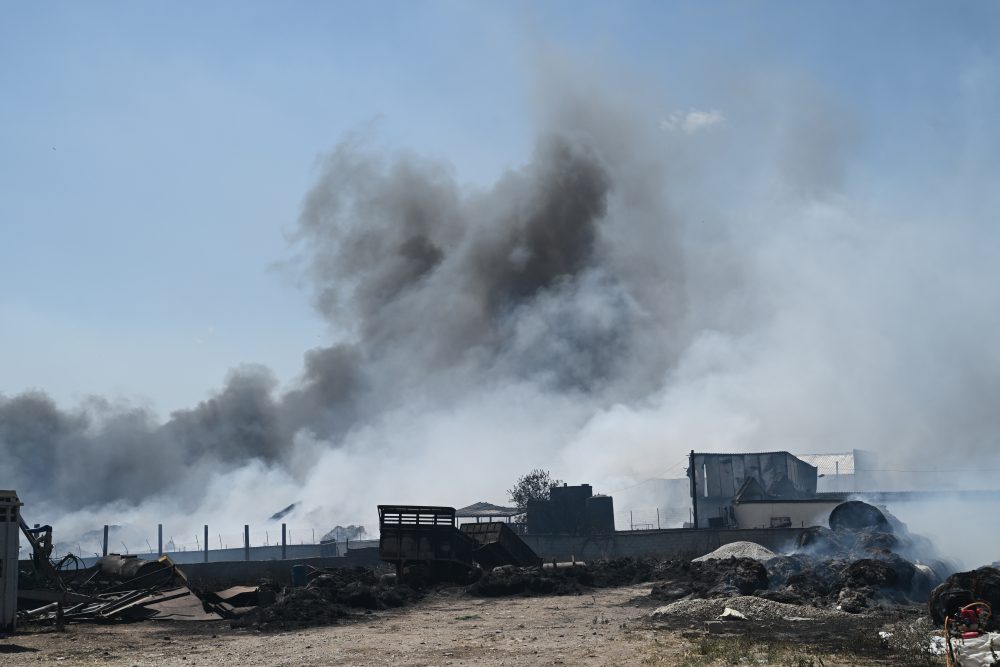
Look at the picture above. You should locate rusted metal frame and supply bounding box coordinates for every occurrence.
[18,516,66,591]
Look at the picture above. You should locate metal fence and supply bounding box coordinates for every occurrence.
[614,507,692,531]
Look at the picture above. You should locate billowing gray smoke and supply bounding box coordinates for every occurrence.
[2,61,999,563]
[0,120,664,513]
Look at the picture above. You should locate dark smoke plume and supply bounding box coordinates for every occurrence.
[0,124,655,514]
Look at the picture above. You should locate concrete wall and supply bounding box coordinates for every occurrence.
[521,527,805,561]
[176,556,347,589]
[732,500,840,530]
[171,548,383,589]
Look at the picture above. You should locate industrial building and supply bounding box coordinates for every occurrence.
[687,450,818,528]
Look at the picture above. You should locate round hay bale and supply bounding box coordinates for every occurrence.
[829,501,891,533]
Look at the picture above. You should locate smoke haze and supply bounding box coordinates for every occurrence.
[2,55,999,564]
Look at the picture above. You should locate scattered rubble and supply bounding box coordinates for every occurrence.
[17,553,211,625]
[649,594,852,623]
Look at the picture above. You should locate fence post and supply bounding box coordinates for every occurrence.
[629,511,633,531]
[102,525,109,556]
[157,524,163,556]
[281,523,287,560]
[204,525,209,563]
[244,524,250,561]
[656,508,660,530]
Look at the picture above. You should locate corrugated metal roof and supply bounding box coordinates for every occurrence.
[455,501,521,518]
[797,453,855,475]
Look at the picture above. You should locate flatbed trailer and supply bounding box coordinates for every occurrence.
[377,505,477,582]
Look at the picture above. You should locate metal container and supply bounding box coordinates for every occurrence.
[460,522,541,569]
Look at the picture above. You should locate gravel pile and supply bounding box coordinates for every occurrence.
[648,595,851,622]
[693,541,777,563]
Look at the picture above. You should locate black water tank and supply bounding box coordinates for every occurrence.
[585,494,615,534]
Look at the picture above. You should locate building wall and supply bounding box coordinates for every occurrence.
[732,501,840,529]
[816,473,856,493]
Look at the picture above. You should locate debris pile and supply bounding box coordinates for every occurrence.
[649,558,769,601]
[928,566,1000,626]
[18,553,212,625]
[468,564,591,597]
[644,501,948,614]
[467,557,686,598]
[233,566,421,630]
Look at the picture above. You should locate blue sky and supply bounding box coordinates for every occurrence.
[2,1,998,415]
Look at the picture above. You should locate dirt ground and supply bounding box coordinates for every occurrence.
[1,584,936,666]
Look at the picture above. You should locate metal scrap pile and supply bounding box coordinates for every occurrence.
[18,553,217,625]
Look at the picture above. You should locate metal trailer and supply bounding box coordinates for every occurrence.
[377,505,477,582]
[460,521,542,569]
[0,490,22,632]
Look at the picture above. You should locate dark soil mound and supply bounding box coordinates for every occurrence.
[928,566,1000,626]
[586,557,664,587]
[234,567,422,630]
[468,557,675,598]
[468,565,592,597]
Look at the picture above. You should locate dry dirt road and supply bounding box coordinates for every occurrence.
[0,584,913,666]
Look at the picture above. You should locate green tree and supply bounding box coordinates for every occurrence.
[507,469,564,512]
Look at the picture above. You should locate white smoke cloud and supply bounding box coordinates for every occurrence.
[660,108,726,134]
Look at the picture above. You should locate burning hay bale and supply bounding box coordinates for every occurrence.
[644,501,947,615]
[828,500,892,533]
[928,566,1000,626]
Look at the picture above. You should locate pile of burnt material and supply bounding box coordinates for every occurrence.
[18,553,212,625]
[648,501,950,614]
[927,566,1000,626]
[234,566,422,630]
[467,556,767,598]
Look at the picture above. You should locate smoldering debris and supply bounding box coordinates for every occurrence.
[232,566,422,631]
[927,566,1000,626]
[17,553,216,625]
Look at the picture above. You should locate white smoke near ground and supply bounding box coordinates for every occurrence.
[2,54,999,565]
